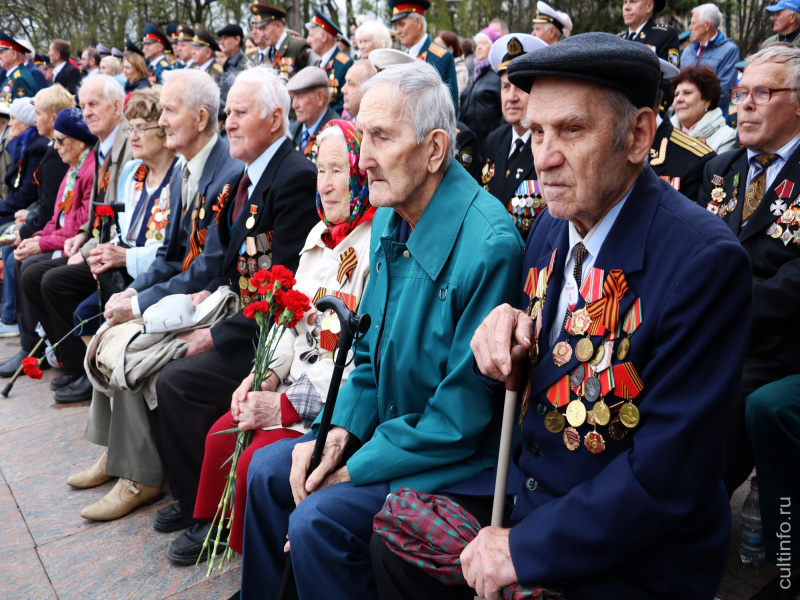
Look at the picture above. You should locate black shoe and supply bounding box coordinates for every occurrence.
[0,349,25,378]
[167,522,223,565]
[153,502,195,533]
[50,373,80,391]
[53,374,93,403]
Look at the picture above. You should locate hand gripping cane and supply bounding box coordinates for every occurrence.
[277,295,371,600]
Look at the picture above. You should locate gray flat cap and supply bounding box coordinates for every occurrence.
[286,66,329,92]
[507,32,661,109]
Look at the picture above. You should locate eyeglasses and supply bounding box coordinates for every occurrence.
[729,86,800,105]
[129,124,162,136]
[52,135,68,146]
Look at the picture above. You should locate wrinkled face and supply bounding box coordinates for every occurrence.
[8,115,28,139]
[474,36,492,61]
[526,77,631,227]
[191,45,214,66]
[79,79,121,140]
[673,81,710,128]
[501,72,529,127]
[219,35,240,57]
[226,80,278,164]
[291,88,326,125]
[622,0,653,28]
[142,41,163,62]
[357,85,430,209]
[34,106,56,137]
[158,80,206,154]
[342,63,370,117]
[175,40,193,62]
[317,137,352,224]
[532,23,559,45]
[308,26,334,56]
[772,9,799,34]
[128,117,165,162]
[737,61,800,153]
[0,48,20,71]
[395,15,423,48]
[688,12,711,43]
[357,34,376,57]
[259,21,282,47]
[54,131,87,166]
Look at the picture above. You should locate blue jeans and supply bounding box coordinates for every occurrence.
[241,431,390,600]
[2,244,17,323]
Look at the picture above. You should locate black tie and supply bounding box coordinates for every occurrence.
[563,242,588,329]
[509,138,525,162]
[268,46,276,62]
[628,30,637,41]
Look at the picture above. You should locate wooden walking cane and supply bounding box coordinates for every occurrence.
[491,346,528,526]
[277,295,371,600]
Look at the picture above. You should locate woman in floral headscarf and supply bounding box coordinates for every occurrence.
[192,119,374,555]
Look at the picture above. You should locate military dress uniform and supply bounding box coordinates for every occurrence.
[191,26,224,86]
[455,120,480,181]
[142,23,174,85]
[0,64,37,105]
[649,118,716,201]
[619,17,680,110]
[246,2,311,79]
[306,10,352,114]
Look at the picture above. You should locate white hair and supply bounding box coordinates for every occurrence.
[100,56,121,74]
[360,60,456,171]
[407,13,427,32]
[317,123,348,156]
[162,68,220,133]
[78,73,124,106]
[747,45,800,104]
[355,20,392,50]
[692,3,723,30]
[233,66,291,135]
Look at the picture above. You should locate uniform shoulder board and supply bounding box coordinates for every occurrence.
[212,62,223,73]
[13,71,20,79]
[160,59,169,67]
[670,129,714,157]
[428,42,447,58]
[335,51,350,64]
[652,23,668,30]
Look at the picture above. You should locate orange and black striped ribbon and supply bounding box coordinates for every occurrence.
[337,247,357,283]
[586,270,628,333]
[611,362,643,400]
[312,287,358,311]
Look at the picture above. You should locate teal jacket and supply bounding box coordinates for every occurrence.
[321,160,524,493]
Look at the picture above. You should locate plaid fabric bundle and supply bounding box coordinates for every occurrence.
[373,487,565,600]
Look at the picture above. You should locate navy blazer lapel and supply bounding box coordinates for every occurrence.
[528,168,658,398]
[499,141,535,203]
[717,151,748,235]
[490,127,511,197]
[196,136,229,202]
[740,147,800,243]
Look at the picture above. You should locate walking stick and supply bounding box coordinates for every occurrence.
[491,346,527,526]
[277,295,371,600]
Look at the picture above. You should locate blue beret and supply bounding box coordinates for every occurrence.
[54,108,98,147]
[507,32,661,110]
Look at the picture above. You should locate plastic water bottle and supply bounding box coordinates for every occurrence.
[739,476,765,567]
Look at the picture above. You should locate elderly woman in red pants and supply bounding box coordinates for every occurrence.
[193,120,374,554]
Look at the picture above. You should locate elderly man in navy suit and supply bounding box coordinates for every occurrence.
[371,32,752,600]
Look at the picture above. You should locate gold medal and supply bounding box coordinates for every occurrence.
[145,230,154,240]
[248,282,257,293]
[151,206,158,214]
[570,308,591,336]
[245,216,255,229]
[239,276,249,289]
[241,294,252,306]
[589,343,605,366]
[92,228,100,237]
[575,337,594,362]
[155,232,163,241]
[592,399,611,426]
[619,403,640,429]
[771,224,783,239]
[192,209,198,221]
[584,431,606,454]
[199,207,206,220]
[617,337,630,360]
[544,410,565,433]
[552,341,572,366]
[566,399,586,427]
[563,427,580,451]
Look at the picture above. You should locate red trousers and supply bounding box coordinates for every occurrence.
[193,411,302,553]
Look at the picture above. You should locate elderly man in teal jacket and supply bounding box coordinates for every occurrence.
[240,60,524,599]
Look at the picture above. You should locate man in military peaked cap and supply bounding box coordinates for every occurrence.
[531,1,572,45]
[371,32,751,600]
[247,2,310,79]
[191,25,224,86]
[306,9,352,113]
[388,0,459,116]
[142,23,173,84]
[0,32,38,105]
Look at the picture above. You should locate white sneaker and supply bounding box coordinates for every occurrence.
[0,322,19,338]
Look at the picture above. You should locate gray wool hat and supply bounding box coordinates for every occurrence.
[286,66,329,92]
[507,32,661,109]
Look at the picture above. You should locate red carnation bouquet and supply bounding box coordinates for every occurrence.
[200,265,310,573]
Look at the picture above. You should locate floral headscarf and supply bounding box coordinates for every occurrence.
[315,119,375,249]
